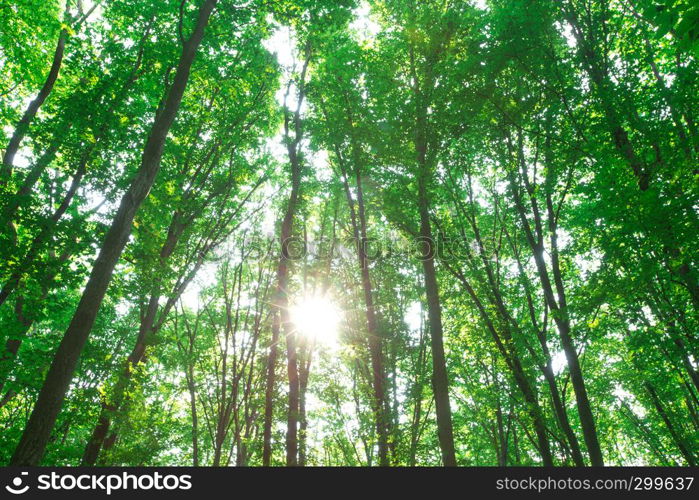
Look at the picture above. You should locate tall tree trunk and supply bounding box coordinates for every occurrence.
[262,313,280,465]
[445,174,559,465]
[0,134,64,227]
[354,174,390,466]
[645,382,697,465]
[449,260,555,465]
[188,368,199,467]
[80,294,158,465]
[507,165,604,466]
[9,0,218,466]
[334,150,391,465]
[279,171,300,466]
[408,325,427,466]
[320,94,391,465]
[409,30,457,463]
[417,185,457,466]
[0,25,148,249]
[562,3,650,190]
[298,343,312,466]
[276,53,310,467]
[503,222,586,466]
[1,6,69,185]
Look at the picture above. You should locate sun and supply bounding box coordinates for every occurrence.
[290,294,342,345]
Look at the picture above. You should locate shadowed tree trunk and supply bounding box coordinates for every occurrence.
[645,382,697,465]
[80,160,262,465]
[412,81,457,467]
[0,32,149,309]
[505,131,604,466]
[320,94,391,466]
[262,312,280,465]
[440,254,554,466]
[416,182,456,466]
[0,4,70,185]
[494,211,586,466]
[273,50,311,467]
[9,0,219,466]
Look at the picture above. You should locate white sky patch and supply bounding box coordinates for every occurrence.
[309,148,332,182]
[263,24,296,69]
[556,227,572,250]
[575,248,603,278]
[404,301,422,332]
[551,350,567,375]
[179,260,218,311]
[350,1,380,42]
[556,21,578,49]
[614,384,646,418]
[263,25,307,113]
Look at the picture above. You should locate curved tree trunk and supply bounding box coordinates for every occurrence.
[1,8,69,185]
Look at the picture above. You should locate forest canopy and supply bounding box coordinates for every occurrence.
[0,0,697,467]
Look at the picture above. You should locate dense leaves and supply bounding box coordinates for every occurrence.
[0,0,697,466]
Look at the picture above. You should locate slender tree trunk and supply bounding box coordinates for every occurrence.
[188,367,199,466]
[298,344,312,466]
[276,53,310,467]
[0,248,69,397]
[10,0,218,465]
[0,134,64,226]
[0,29,147,258]
[504,222,586,466]
[1,10,68,185]
[354,172,391,466]
[645,382,696,465]
[320,94,391,465]
[531,246,602,467]
[334,151,391,465]
[417,186,456,466]
[81,293,158,465]
[620,402,674,466]
[279,177,300,466]
[509,185,604,465]
[542,362,585,466]
[503,136,604,466]
[0,295,39,392]
[408,326,427,466]
[562,3,650,190]
[0,298,33,395]
[0,145,95,308]
[408,32,458,463]
[262,313,280,465]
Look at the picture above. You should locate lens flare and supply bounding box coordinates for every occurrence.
[290,294,341,345]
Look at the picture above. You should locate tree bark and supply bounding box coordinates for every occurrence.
[262,312,280,465]
[645,382,697,465]
[441,257,554,466]
[276,53,310,467]
[9,0,218,466]
[332,142,391,465]
[507,162,604,466]
[1,8,68,185]
[417,187,457,466]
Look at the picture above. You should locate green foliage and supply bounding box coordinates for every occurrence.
[0,0,696,466]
